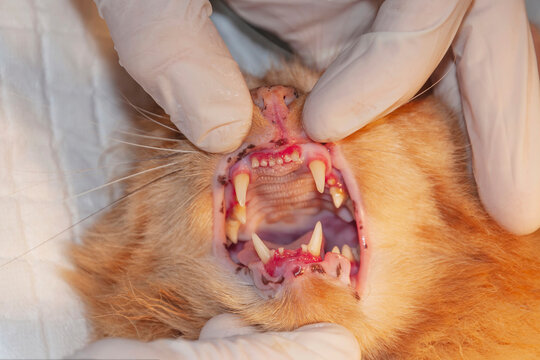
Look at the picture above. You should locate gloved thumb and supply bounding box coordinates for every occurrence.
[95,0,252,153]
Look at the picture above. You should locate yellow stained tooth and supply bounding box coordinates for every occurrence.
[234,173,249,207]
[301,244,308,252]
[330,187,346,208]
[331,246,340,254]
[291,150,300,162]
[278,247,284,255]
[252,233,271,264]
[309,160,326,193]
[251,157,259,168]
[307,221,323,257]
[226,220,241,244]
[233,204,246,224]
[342,244,354,262]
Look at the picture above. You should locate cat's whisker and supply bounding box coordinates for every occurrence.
[114,129,185,143]
[112,139,197,153]
[122,95,181,134]
[70,161,180,200]
[0,168,184,270]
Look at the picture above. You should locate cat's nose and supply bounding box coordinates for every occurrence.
[250,86,299,112]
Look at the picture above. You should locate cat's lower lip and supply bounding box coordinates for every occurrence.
[212,140,368,297]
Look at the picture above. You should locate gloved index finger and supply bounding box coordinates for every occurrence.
[95,0,253,153]
[303,0,472,143]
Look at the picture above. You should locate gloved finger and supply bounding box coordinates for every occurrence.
[94,0,252,153]
[226,0,379,69]
[303,0,472,143]
[452,0,540,235]
[72,322,360,360]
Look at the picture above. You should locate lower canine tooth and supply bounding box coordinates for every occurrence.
[226,220,241,244]
[234,173,249,207]
[342,244,354,262]
[309,160,326,193]
[233,204,247,224]
[252,233,271,264]
[307,221,323,257]
[330,187,346,208]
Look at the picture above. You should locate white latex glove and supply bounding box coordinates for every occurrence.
[229,0,540,235]
[94,0,253,153]
[70,314,360,359]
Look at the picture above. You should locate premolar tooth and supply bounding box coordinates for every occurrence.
[331,246,341,254]
[342,244,354,262]
[233,204,246,224]
[309,160,326,193]
[226,220,241,244]
[234,173,249,207]
[252,233,271,264]
[291,150,300,162]
[352,247,360,262]
[337,207,354,222]
[330,187,346,208]
[251,157,259,168]
[307,221,323,257]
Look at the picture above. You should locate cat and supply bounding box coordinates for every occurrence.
[68,62,540,359]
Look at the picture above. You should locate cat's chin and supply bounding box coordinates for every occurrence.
[210,86,369,299]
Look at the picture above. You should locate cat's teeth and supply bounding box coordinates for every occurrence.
[234,173,249,207]
[309,160,326,193]
[307,221,323,257]
[277,157,283,165]
[233,204,246,224]
[341,244,354,262]
[330,186,346,208]
[251,157,259,168]
[278,247,284,255]
[268,157,276,167]
[284,154,292,163]
[301,244,308,252]
[332,246,341,254]
[252,233,271,264]
[260,159,268,167]
[291,150,300,162]
[352,247,360,262]
[226,220,241,244]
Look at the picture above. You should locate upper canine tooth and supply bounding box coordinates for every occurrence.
[233,204,247,224]
[342,244,354,262]
[309,160,326,193]
[331,246,341,254]
[234,173,249,207]
[330,187,346,208]
[252,233,271,264]
[307,221,323,257]
[226,220,241,244]
[251,157,259,168]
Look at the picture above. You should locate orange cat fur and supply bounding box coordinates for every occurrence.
[68,64,540,359]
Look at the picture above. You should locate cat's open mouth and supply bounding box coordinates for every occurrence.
[213,140,367,297]
[212,86,367,298]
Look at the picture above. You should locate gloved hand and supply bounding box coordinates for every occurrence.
[71,314,360,359]
[96,0,540,235]
[228,0,540,236]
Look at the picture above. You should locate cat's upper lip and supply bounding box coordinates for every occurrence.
[212,138,368,297]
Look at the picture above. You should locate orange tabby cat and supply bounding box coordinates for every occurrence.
[68,63,540,359]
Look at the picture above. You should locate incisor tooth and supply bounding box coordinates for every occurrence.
[284,154,292,163]
[309,160,326,193]
[307,221,323,257]
[332,246,340,254]
[226,220,241,244]
[233,204,246,224]
[234,173,249,207]
[269,158,276,167]
[251,157,259,168]
[278,247,284,255]
[330,187,346,208]
[342,244,354,262]
[291,150,300,162]
[277,158,283,165]
[252,233,271,264]
[260,159,268,167]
